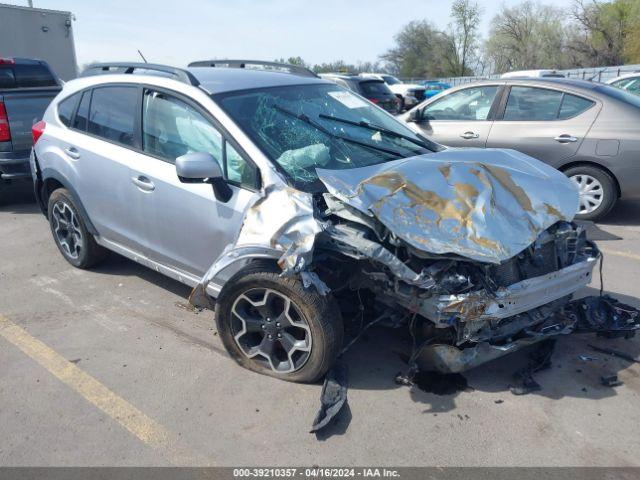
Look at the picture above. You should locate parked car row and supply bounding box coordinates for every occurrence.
[399,77,640,221]
[25,60,639,383]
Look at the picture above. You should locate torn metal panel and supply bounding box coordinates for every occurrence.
[417,295,640,373]
[300,271,330,296]
[415,255,598,325]
[191,183,324,306]
[235,184,323,274]
[317,148,579,264]
[326,223,436,288]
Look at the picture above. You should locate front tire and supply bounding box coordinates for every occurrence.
[564,165,617,222]
[47,188,107,268]
[215,265,343,383]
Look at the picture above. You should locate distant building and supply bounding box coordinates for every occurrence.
[0,2,77,80]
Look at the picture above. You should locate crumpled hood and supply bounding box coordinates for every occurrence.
[317,148,579,264]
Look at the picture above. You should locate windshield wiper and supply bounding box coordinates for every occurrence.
[318,114,434,151]
[273,104,402,158]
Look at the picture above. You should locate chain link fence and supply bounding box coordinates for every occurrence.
[401,64,640,86]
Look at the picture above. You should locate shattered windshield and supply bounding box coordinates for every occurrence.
[216,83,437,191]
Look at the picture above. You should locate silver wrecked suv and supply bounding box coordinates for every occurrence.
[31,61,639,383]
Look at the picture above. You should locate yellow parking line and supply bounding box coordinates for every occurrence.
[601,248,640,262]
[0,315,211,466]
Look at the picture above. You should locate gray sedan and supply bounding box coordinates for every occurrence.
[401,78,640,220]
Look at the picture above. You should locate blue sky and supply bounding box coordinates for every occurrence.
[22,0,576,67]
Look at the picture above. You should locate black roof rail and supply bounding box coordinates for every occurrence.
[187,59,318,78]
[80,63,200,86]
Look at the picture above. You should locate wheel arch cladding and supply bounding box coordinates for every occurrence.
[41,168,99,235]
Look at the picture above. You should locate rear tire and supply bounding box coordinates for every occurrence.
[215,264,343,383]
[47,188,107,268]
[564,165,617,222]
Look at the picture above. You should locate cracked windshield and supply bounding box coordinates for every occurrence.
[217,83,438,190]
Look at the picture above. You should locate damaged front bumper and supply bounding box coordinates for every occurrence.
[418,295,640,373]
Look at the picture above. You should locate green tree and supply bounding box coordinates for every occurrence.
[446,0,483,76]
[380,20,453,77]
[484,1,570,73]
[569,0,640,65]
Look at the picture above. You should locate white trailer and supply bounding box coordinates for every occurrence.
[0,2,77,80]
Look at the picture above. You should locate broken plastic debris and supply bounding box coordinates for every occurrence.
[601,375,623,387]
[589,344,640,363]
[310,364,348,433]
[300,271,330,296]
[510,339,555,395]
[579,355,598,362]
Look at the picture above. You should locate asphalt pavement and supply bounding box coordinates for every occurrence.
[1,182,639,467]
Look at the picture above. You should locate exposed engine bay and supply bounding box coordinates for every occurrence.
[191,149,640,373]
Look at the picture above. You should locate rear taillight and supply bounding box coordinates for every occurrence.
[0,101,10,142]
[32,120,46,145]
[0,58,15,65]
[368,97,380,104]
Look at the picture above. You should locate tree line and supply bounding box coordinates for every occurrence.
[280,0,640,78]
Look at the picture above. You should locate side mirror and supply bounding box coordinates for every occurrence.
[407,107,423,123]
[175,152,232,203]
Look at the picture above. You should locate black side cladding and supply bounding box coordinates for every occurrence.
[310,364,348,433]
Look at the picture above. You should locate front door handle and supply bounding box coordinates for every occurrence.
[131,175,155,192]
[64,146,80,159]
[460,131,479,139]
[554,134,578,143]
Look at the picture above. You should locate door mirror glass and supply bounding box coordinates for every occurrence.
[407,107,423,123]
[176,152,222,181]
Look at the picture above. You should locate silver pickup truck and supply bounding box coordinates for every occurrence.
[0,58,61,186]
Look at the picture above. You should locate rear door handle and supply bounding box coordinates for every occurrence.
[131,175,155,192]
[554,134,578,143]
[64,146,80,159]
[460,131,479,139]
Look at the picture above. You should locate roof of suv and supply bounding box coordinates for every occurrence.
[187,67,329,94]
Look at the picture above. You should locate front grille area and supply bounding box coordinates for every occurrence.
[489,223,588,288]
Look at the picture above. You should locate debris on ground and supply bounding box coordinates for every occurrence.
[174,301,204,314]
[310,363,348,433]
[579,355,598,362]
[589,344,640,363]
[601,375,623,387]
[394,369,469,395]
[494,399,504,404]
[510,339,556,395]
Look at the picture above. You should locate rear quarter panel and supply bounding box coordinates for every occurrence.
[568,101,640,198]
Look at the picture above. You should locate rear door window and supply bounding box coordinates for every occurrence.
[13,64,58,88]
[88,86,139,147]
[503,87,563,120]
[359,81,391,96]
[504,87,594,121]
[558,94,595,119]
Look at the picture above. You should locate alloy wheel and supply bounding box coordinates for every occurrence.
[231,288,312,373]
[570,174,604,214]
[52,201,83,259]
